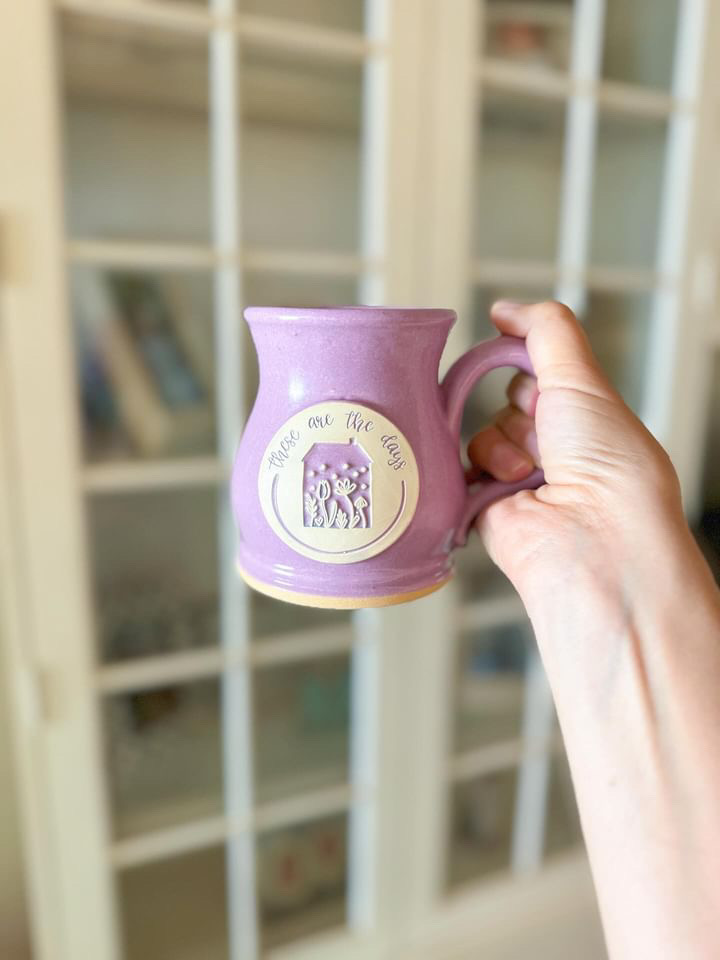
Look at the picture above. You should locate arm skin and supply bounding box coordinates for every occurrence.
[468,300,720,960]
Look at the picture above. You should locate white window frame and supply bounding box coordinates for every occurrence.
[2,1,719,959]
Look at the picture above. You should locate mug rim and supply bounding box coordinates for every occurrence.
[244,305,456,326]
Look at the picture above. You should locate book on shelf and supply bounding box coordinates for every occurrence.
[72,267,214,458]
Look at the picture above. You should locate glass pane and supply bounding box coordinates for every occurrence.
[698,350,720,581]
[483,0,574,73]
[455,623,529,752]
[241,49,362,252]
[473,91,566,263]
[602,0,679,91]
[254,655,350,802]
[89,489,219,662]
[583,292,652,413]
[544,750,583,857]
[240,0,364,32]
[71,267,215,462]
[590,112,668,269]
[105,678,222,837]
[244,273,359,307]
[61,13,210,242]
[259,814,347,951]
[448,768,517,888]
[120,846,229,960]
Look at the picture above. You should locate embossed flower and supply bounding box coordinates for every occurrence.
[334,478,356,496]
[354,495,369,528]
[316,480,331,501]
[315,480,332,526]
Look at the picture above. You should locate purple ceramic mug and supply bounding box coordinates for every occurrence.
[233,307,543,608]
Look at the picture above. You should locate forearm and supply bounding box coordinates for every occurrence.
[527,517,720,960]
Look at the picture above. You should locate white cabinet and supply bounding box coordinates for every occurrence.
[1,1,718,959]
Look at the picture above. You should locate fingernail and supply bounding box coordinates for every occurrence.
[490,442,532,481]
[513,379,538,415]
[492,300,523,316]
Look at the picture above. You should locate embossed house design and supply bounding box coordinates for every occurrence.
[302,439,372,530]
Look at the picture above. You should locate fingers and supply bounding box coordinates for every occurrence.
[467,377,540,482]
[467,423,535,483]
[496,406,540,464]
[490,300,616,399]
[506,372,538,417]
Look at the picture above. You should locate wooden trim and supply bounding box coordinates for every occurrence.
[67,239,219,269]
[82,456,225,493]
[642,0,715,508]
[596,79,688,118]
[58,0,215,34]
[237,13,380,63]
[471,259,559,288]
[56,0,384,62]
[209,4,259,957]
[110,815,229,869]
[584,265,673,293]
[478,57,691,119]
[449,738,528,782]
[95,625,356,694]
[67,239,671,298]
[478,58,570,101]
[109,784,355,869]
[254,784,354,834]
[0,2,119,957]
[67,239,378,277]
[244,248,379,277]
[554,0,606,313]
[250,626,356,668]
[267,852,599,960]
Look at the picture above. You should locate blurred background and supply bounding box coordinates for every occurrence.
[1,1,719,959]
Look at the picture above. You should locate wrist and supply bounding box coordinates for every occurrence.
[521,505,716,661]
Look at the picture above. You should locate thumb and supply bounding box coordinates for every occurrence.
[490,299,617,400]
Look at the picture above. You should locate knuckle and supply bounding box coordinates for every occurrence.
[535,300,577,326]
[486,494,515,528]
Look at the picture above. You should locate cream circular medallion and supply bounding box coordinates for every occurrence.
[259,401,420,564]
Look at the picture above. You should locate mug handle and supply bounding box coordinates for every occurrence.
[441,335,545,548]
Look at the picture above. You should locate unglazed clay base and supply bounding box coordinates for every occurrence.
[237,563,452,609]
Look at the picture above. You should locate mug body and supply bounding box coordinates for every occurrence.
[233,307,466,607]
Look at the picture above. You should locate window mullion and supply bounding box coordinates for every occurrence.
[209,3,258,959]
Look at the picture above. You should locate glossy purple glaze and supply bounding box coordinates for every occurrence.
[232,307,543,604]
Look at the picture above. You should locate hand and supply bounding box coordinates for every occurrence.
[468,300,687,613]
[469,301,720,960]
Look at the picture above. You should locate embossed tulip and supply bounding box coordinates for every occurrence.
[315,479,331,526]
